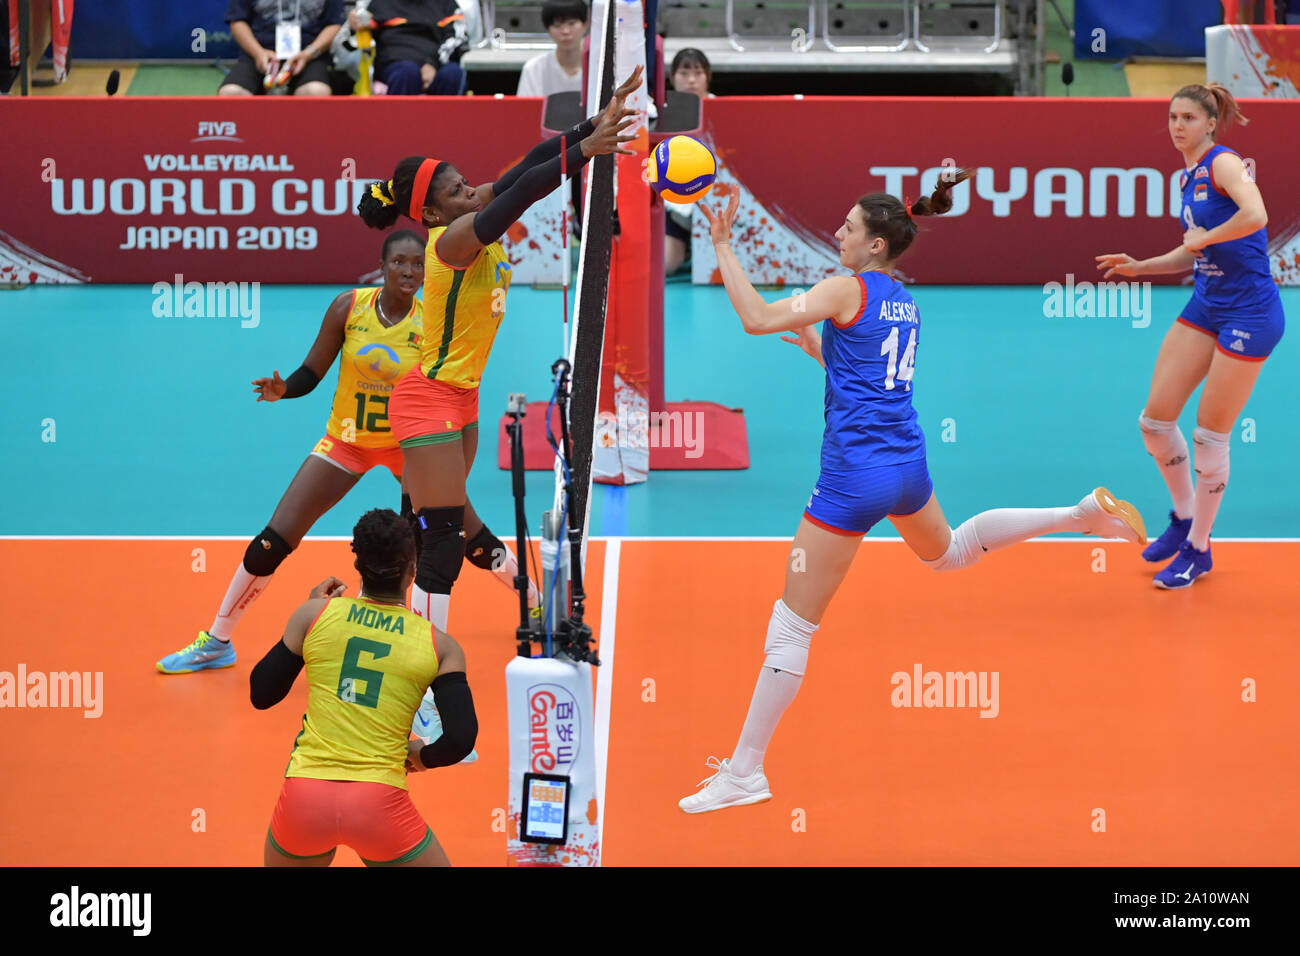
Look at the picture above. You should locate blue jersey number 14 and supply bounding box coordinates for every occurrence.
[881,326,916,391]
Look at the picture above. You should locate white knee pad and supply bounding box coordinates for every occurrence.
[1192,426,1230,487]
[922,523,982,572]
[1139,411,1189,467]
[762,599,816,677]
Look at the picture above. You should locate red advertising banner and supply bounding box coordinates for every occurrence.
[0,97,563,285]
[690,97,1300,287]
[2,96,1297,286]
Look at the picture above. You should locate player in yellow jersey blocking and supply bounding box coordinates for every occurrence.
[158,230,539,677]
[251,508,476,867]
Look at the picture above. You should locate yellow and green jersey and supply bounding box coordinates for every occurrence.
[285,596,439,789]
[420,226,512,389]
[325,288,423,449]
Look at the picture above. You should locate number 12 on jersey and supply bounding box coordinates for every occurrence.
[881,326,916,391]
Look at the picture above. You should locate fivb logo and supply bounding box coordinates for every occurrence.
[528,684,580,773]
[193,121,241,143]
[1042,274,1152,329]
[50,887,151,936]
[152,273,260,328]
[891,663,1000,718]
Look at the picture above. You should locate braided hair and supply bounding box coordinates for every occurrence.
[351,508,415,596]
[854,168,975,261]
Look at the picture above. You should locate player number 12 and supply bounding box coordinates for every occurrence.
[881,326,916,391]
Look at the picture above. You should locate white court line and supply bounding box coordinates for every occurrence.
[3,535,1299,543]
[594,538,620,865]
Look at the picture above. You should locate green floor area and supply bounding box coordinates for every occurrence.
[1042,0,1130,97]
[127,64,229,96]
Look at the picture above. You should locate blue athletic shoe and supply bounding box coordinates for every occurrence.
[156,631,236,674]
[412,690,478,763]
[1142,511,1193,562]
[1153,541,1212,589]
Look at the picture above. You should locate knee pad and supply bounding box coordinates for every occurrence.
[1192,426,1230,486]
[415,506,466,594]
[464,526,505,571]
[243,527,293,576]
[1139,412,1189,467]
[923,523,981,572]
[762,599,817,677]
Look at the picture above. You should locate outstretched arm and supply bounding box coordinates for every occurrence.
[702,187,859,335]
[1096,245,1194,279]
[437,66,644,268]
[252,290,351,401]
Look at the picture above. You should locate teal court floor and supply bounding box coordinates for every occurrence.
[2,283,1297,539]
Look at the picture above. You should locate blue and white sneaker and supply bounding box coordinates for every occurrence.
[156,631,236,674]
[1142,511,1193,563]
[412,689,478,763]
[1153,541,1212,589]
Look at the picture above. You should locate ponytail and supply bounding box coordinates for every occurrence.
[909,167,975,218]
[1171,83,1249,139]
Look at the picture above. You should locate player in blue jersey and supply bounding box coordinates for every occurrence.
[1096,84,1284,589]
[677,178,1149,813]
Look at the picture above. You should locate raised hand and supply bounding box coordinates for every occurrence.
[698,184,740,245]
[582,65,644,157]
[252,369,287,402]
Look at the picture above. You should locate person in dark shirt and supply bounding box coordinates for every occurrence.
[221,0,346,96]
[352,0,470,95]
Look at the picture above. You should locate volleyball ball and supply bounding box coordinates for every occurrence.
[648,135,717,204]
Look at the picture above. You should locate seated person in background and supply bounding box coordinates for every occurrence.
[221,0,345,96]
[353,0,470,95]
[516,0,588,97]
[664,48,715,275]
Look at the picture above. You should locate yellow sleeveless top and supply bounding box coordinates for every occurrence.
[421,226,512,389]
[325,288,423,449]
[284,596,439,789]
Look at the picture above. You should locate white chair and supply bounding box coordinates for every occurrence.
[912,0,1002,54]
[724,0,817,52]
[820,0,911,53]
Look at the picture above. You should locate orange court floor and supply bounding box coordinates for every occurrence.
[1,538,1297,866]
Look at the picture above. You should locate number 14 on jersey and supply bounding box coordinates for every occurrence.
[881,326,916,391]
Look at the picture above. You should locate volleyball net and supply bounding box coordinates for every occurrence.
[503,0,645,867]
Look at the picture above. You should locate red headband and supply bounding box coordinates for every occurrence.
[410,158,442,222]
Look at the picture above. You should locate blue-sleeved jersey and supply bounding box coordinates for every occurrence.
[819,270,926,473]
[1180,144,1276,310]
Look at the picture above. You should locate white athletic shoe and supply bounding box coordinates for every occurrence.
[678,756,772,814]
[1078,487,1147,545]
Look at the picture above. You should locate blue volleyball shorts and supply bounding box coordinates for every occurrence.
[803,458,933,537]
[1176,293,1285,361]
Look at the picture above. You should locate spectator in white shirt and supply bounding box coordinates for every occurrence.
[516,0,588,97]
